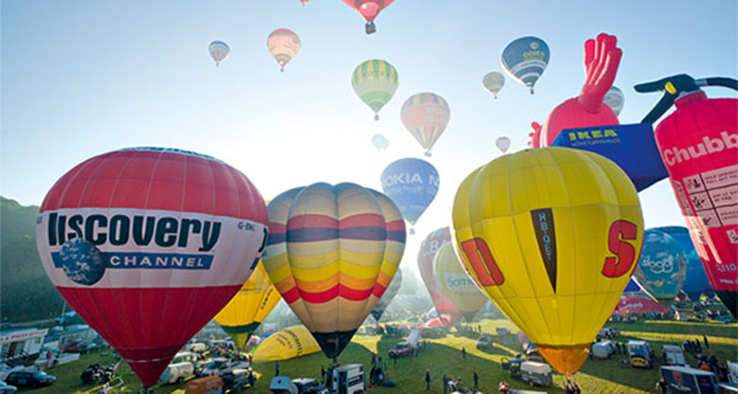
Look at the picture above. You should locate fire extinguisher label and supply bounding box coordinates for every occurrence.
[679,164,738,228]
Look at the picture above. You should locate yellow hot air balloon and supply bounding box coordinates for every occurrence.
[252,325,321,361]
[452,147,643,376]
[214,261,282,350]
[434,243,488,322]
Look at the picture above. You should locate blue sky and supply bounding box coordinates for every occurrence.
[2,1,737,268]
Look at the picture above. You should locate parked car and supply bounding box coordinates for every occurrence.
[221,368,256,392]
[0,381,17,394]
[476,333,494,350]
[64,341,99,354]
[520,361,553,387]
[185,376,224,394]
[160,362,195,384]
[387,342,416,358]
[5,370,56,389]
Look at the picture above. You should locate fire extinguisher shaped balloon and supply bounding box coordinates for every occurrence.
[636,74,738,318]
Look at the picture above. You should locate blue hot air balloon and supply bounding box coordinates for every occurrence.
[633,229,688,308]
[654,226,712,302]
[209,41,230,66]
[501,36,550,94]
[381,158,439,232]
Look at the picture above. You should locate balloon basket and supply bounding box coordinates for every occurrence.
[409,228,415,235]
[424,151,432,157]
[365,21,376,35]
[374,114,379,121]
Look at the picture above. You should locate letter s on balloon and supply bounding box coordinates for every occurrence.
[602,220,639,278]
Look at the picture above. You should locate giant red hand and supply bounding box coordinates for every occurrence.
[535,33,622,147]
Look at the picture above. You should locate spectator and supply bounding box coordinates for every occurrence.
[275,361,280,376]
[321,366,326,385]
[473,370,479,390]
[442,374,449,394]
[703,334,710,349]
[462,347,466,360]
[656,378,668,394]
[425,369,432,391]
[695,339,702,353]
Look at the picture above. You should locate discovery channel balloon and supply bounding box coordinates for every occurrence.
[496,137,511,153]
[36,147,269,387]
[434,243,488,322]
[453,147,643,375]
[352,60,399,120]
[267,29,301,72]
[342,0,395,34]
[261,183,405,361]
[372,134,389,151]
[209,41,230,66]
[214,261,281,350]
[482,72,505,99]
[605,86,625,116]
[401,93,450,156]
[370,269,402,322]
[501,36,550,94]
[418,227,462,325]
[381,158,439,228]
[633,229,688,306]
[655,226,712,302]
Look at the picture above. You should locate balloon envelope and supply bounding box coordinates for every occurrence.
[209,41,230,66]
[501,36,550,94]
[341,0,394,33]
[372,134,389,151]
[352,60,399,120]
[434,243,488,322]
[252,326,321,361]
[35,147,269,386]
[633,229,688,305]
[267,29,301,71]
[417,228,462,325]
[496,137,511,153]
[370,268,402,322]
[381,158,439,226]
[654,226,712,302]
[482,72,505,98]
[453,147,643,375]
[400,93,450,156]
[604,86,625,116]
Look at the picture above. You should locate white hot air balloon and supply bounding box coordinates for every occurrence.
[496,136,511,153]
[482,72,505,99]
[604,86,625,116]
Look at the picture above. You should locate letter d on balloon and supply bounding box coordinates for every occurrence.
[602,220,639,278]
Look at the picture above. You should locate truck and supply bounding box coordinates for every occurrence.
[662,345,686,366]
[329,364,365,394]
[388,329,421,359]
[269,376,328,394]
[660,365,720,394]
[520,362,552,387]
[628,340,653,368]
[592,341,616,360]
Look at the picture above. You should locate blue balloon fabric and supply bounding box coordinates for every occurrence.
[381,158,439,225]
[653,226,712,302]
[633,229,688,303]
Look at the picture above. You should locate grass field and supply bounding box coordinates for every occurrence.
[22,318,737,394]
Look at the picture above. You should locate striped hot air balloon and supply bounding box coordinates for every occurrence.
[352,59,399,120]
[262,183,406,362]
[400,93,450,156]
[370,269,402,322]
[209,41,230,66]
[501,36,550,94]
[267,29,301,72]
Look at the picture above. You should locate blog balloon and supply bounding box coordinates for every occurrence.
[633,229,688,307]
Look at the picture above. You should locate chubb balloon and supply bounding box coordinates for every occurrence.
[261,183,406,362]
[502,36,550,94]
[434,243,488,322]
[483,72,505,99]
[209,41,230,66]
[371,268,402,322]
[452,147,643,375]
[418,227,462,325]
[352,60,399,120]
[35,147,269,387]
[633,228,688,307]
[267,29,301,72]
[381,158,439,230]
[401,93,450,156]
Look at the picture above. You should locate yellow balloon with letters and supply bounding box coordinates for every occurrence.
[452,147,643,375]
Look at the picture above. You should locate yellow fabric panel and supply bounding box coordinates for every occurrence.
[253,326,321,362]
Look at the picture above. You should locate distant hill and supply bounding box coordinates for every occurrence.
[1,196,64,322]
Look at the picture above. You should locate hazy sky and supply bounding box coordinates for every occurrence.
[2,0,737,272]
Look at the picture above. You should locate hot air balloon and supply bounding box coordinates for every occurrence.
[253,326,321,361]
[267,29,301,72]
[501,36,550,94]
[214,261,282,350]
[372,134,389,151]
[483,72,505,99]
[434,243,488,322]
[35,147,269,388]
[452,147,644,376]
[417,227,462,325]
[352,60,399,121]
[341,0,395,34]
[299,0,310,5]
[261,183,406,363]
[654,227,712,303]
[381,158,439,232]
[633,229,688,308]
[401,93,450,156]
[209,41,230,66]
[496,137,511,154]
[604,86,625,116]
[370,269,402,322]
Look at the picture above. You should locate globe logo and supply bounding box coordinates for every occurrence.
[531,42,539,50]
[59,238,106,285]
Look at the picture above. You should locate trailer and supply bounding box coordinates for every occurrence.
[660,365,720,394]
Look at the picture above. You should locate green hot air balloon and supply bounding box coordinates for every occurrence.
[352,60,399,120]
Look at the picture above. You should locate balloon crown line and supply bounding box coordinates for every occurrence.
[118,146,221,162]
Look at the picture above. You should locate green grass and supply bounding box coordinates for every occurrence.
[19,318,737,393]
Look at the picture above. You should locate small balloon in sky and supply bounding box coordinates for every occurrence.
[267,29,301,72]
[372,134,389,151]
[401,93,450,156]
[482,72,505,99]
[604,86,625,116]
[496,136,511,153]
[342,0,395,35]
[209,41,230,67]
[352,59,399,120]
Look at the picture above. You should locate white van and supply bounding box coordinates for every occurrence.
[662,345,686,366]
[520,361,553,387]
[186,343,207,353]
[160,362,195,384]
[172,351,198,366]
[330,364,365,394]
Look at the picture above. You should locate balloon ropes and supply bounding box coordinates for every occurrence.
[352,59,399,120]
[501,36,550,94]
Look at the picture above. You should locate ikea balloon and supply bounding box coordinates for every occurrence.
[453,147,644,375]
[209,41,230,66]
[370,268,402,322]
[501,36,550,94]
[482,72,505,99]
[253,326,321,361]
[381,158,439,228]
[352,60,399,120]
[401,93,450,156]
[417,227,462,325]
[434,243,488,322]
[372,134,389,151]
[496,137,511,154]
[261,183,406,362]
[604,86,625,116]
[654,226,712,302]
[342,0,395,34]
[633,229,688,307]
[267,29,301,72]
[214,261,281,350]
[35,147,269,387]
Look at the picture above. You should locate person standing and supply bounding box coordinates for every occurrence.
[275,361,280,376]
[442,374,449,394]
[425,369,432,391]
[703,334,710,349]
[462,347,466,360]
[321,366,326,385]
[656,377,668,394]
[473,370,479,390]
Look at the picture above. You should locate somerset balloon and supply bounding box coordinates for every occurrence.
[453,147,643,376]
[341,0,395,34]
[370,269,402,322]
[209,41,230,66]
[267,29,301,72]
[654,226,711,302]
[352,60,399,120]
[496,137,511,154]
[35,147,269,387]
[633,229,688,307]
[401,93,450,156]
[372,134,389,151]
[501,36,549,94]
[604,86,625,117]
[381,158,439,229]
[528,33,621,148]
[261,183,406,362]
[635,74,738,318]
[434,243,488,322]
[214,261,281,350]
[418,227,462,325]
[482,72,505,99]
